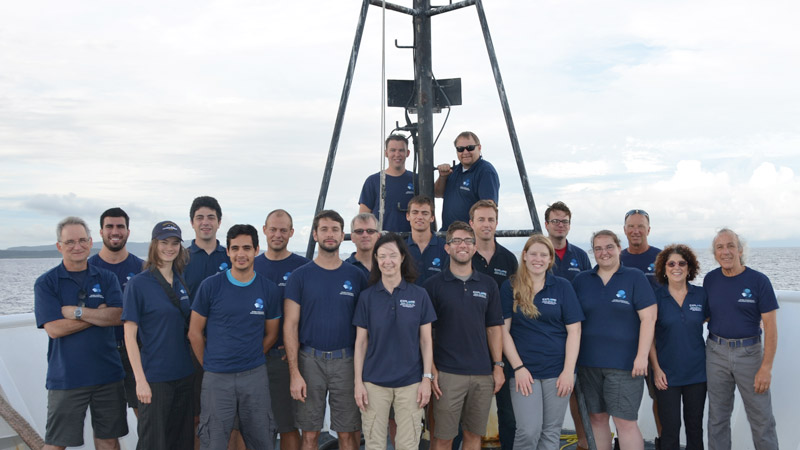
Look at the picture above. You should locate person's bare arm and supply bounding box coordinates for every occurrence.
[283,299,307,402]
[418,323,433,407]
[486,324,505,393]
[755,310,778,394]
[263,318,280,353]
[354,326,369,411]
[633,304,657,377]
[434,164,452,198]
[61,304,122,327]
[556,322,581,397]
[501,318,533,396]
[124,321,152,404]
[42,318,92,339]
[188,312,208,367]
[358,204,372,213]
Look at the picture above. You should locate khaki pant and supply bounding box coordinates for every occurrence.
[361,382,424,450]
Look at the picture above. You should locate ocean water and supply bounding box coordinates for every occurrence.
[2,247,798,315]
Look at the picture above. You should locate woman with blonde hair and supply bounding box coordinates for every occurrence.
[501,234,584,449]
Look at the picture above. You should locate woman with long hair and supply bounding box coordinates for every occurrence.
[501,234,584,449]
[353,233,436,450]
[122,221,194,450]
[649,244,707,449]
[571,230,657,450]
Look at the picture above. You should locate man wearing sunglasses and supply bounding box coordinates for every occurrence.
[35,216,128,450]
[358,134,417,233]
[346,213,381,277]
[434,131,500,231]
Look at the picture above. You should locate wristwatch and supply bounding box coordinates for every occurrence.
[493,361,505,368]
[422,373,434,380]
[74,306,83,320]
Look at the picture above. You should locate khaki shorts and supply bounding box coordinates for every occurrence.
[295,350,361,432]
[432,371,494,440]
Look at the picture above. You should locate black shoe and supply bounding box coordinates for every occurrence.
[654,437,661,450]
[614,437,620,450]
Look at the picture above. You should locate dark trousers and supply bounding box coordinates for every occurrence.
[495,366,516,450]
[137,374,194,450]
[654,382,707,450]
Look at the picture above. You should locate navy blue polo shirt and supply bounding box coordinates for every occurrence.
[352,280,436,387]
[552,241,591,281]
[620,246,662,288]
[122,270,194,382]
[440,157,500,230]
[653,284,708,386]
[191,271,281,373]
[423,269,503,375]
[501,274,584,379]
[89,252,144,342]
[284,261,368,351]
[34,263,125,390]
[253,252,310,349]
[184,239,231,299]
[472,241,518,288]
[345,253,371,278]
[359,171,417,232]
[572,265,656,371]
[704,267,779,339]
[407,234,449,286]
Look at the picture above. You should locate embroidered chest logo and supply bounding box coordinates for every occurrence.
[219,262,229,271]
[340,280,355,297]
[688,304,703,312]
[399,299,416,308]
[493,268,507,277]
[89,284,104,299]
[429,258,442,271]
[647,263,655,273]
[280,271,292,287]
[472,290,487,299]
[541,297,558,306]
[251,298,265,315]
[612,290,630,305]
[569,259,578,268]
[460,178,471,191]
[738,288,755,303]
[406,182,414,193]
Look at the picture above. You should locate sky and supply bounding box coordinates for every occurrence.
[1,0,799,254]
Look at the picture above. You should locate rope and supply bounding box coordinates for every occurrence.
[0,393,45,450]
[377,0,387,231]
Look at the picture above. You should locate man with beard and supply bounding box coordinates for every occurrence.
[424,221,504,450]
[284,210,368,450]
[88,207,145,416]
[254,209,309,450]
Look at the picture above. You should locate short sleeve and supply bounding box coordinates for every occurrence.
[121,276,141,324]
[358,174,376,208]
[419,289,437,325]
[102,271,123,308]
[632,271,656,310]
[34,275,63,328]
[559,279,585,325]
[352,290,370,328]
[266,282,281,320]
[500,280,514,319]
[477,164,500,203]
[485,280,504,327]
[756,274,779,314]
[191,278,212,317]
[284,268,303,305]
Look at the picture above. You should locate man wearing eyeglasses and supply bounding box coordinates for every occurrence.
[621,209,661,288]
[544,201,591,282]
[346,213,381,277]
[358,134,417,233]
[34,216,129,450]
[424,221,504,450]
[435,131,500,231]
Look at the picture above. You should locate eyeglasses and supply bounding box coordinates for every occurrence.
[667,260,688,268]
[77,289,86,307]
[624,209,649,220]
[448,237,476,245]
[455,145,478,153]
[547,219,570,225]
[60,238,91,248]
[593,244,617,253]
[353,228,379,235]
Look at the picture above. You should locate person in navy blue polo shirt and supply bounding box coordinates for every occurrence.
[358,134,418,232]
[188,224,281,450]
[353,233,436,450]
[543,201,592,449]
[620,209,662,287]
[88,207,145,415]
[284,210,368,450]
[468,199,518,450]
[501,234,583,450]
[254,209,309,450]
[648,244,707,450]
[543,201,591,282]
[704,229,779,450]
[185,196,231,298]
[405,195,449,285]
[572,230,656,450]
[434,131,500,230]
[345,213,380,277]
[424,221,504,450]
[123,220,194,450]
[34,216,128,449]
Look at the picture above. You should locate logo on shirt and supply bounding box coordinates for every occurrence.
[460,178,471,191]
[340,280,355,297]
[283,272,291,281]
[541,297,558,306]
[612,290,630,305]
[400,299,416,308]
[219,262,229,271]
[493,268,507,277]
[472,290,487,299]
[689,304,703,312]
[127,272,135,281]
[738,288,755,303]
[647,263,655,273]
[432,258,441,267]
[570,259,578,268]
[92,284,101,293]
[406,182,414,193]
[250,298,266,315]
[180,288,187,295]
[89,283,105,299]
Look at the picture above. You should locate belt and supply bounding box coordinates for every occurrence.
[300,345,354,359]
[708,333,761,348]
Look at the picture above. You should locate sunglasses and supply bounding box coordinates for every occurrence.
[625,209,649,220]
[666,260,688,268]
[353,228,379,235]
[455,145,478,153]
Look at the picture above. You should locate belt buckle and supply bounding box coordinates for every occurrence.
[321,350,334,359]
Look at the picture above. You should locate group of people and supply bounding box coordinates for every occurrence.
[33,131,779,450]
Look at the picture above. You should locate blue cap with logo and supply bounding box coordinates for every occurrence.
[152,221,183,241]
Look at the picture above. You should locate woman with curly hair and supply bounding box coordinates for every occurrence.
[500,234,584,449]
[648,244,707,450]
